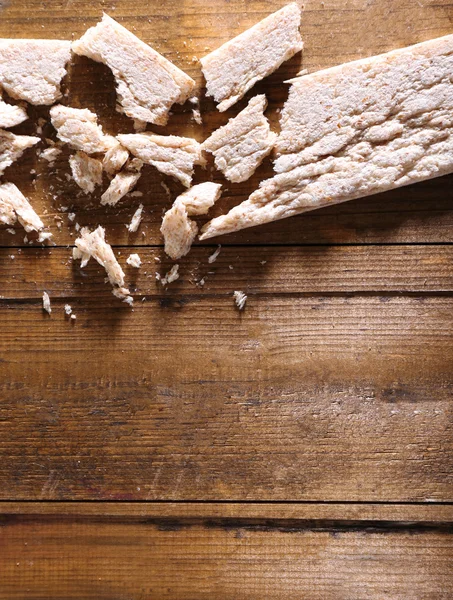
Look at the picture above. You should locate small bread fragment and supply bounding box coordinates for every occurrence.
[42,291,51,314]
[0,94,27,128]
[128,203,143,232]
[201,33,453,239]
[161,182,222,260]
[103,140,129,175]
[69,151,103,193]
[0,130,40,175]
[73,225,132,302]
[0,39,71,105]
[72,14,196,125]
[50,105,114,154]
[118,132,203,187]
[101,160,142,206]
[160,263,179,286]
[202,95,276,182]
[233,290,247,311]
[126,253,141,268]
[200,3,302,112]
[0,182,46,234]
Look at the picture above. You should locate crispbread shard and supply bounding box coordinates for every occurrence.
[50,105,114,154]
[202,94,276,183]
[0,182,45,233]
[201,33,453,239]
[69,151,103,193]
[72,14,196,125]
[0,39,71,105]
[161,182,222,260]
[200,3,303,112]
[118,132,203,187]
[0,130,40,175]
[0,94,27,128]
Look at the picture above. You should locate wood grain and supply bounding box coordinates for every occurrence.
[1,296,452,501]
[1,510,452,600]
[1,245,453,300]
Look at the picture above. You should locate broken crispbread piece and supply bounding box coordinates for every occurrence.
[72,14,196,126]
[103,141,129,175]
[118,132,203,187]
[0,93,27,129]
[50,105,114,154]
[0,39,71,105]
[201,33,453,239]
[101,169,141,206]
[161,182,222,260]
[200,3,303,112]
[0,130,40,175]
[0,182,47,234]
[202,94,277,183]
[73,225,132,303]
[69,151,103,194]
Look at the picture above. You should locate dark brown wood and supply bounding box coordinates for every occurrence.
[1,245,453,300]
[0,507,452,600]
[1,295,452,501]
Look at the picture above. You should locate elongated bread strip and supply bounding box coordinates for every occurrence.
[0,94,27,128]
[0,39,71,105]
[161,182,222,260]
[0,130,40,175]
[118,132,203,187]
[202,95,277,183]
[0,182,45,233]
[200,3,302,112]
[72,14,195,126]
[50,105,114,154]
[201,34,453,239]
[101,170,141,206]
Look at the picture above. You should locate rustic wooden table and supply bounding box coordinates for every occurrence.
[1,0,452,597]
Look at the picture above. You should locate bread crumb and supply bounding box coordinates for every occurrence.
[40,145,62,164]
[6,227,15,235]
[161,263,179,286]
[233,290,247,311]
[128,203,143,232]
[208,244,221,263]
[70,313,77,320]
[42,291,51,314]
[126,253,141,268]
[68,212,76,222]
[64,304,72,315]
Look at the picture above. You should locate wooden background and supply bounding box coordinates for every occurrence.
[0,0,452,597]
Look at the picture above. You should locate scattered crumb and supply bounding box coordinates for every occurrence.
[233,290,247,311]
[70,313,77,320]
[6,228,15,235]
[208,244,221,264]
[40,146,62,164]
[154,256,161,262]
[128,204,143,233]
[160,180,171,197]
[38,231,53,243]
[42,291,51,314]
[130,191,143,198]
[260,260,267,265]
[68,212,76,222]
[64,304,72,315]
[161,263,179,286]
[229,265,234,270]
[126,253,142,268]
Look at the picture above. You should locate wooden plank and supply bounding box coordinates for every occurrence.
[1,245,453,300]
[1,0,453,247]
[0,512,452,599]
[2,501,453,523]
[1,296,452,501]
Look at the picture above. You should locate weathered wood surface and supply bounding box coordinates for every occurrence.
[2,295,452,500]
[1,505,452,600]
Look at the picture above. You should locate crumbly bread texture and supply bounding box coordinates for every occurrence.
[0,39,71,105]
[200,3,302,112]
[69,151,103,193]
[126,252,141,268]
[72,14,195,125]
[42,291,51,314]
[50,105,114,154]
[161,182,222,260]
[118,132,203,187]
[202,94,277,182]
[101,169,141,206]
[73,225,132,302]
[233,290,247,310]
[201,34,453,239]
[103,141,129,175]
[0,130,40,175]
[128,203,143,232]
[0,94,27,128]
[0,182,46,234]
